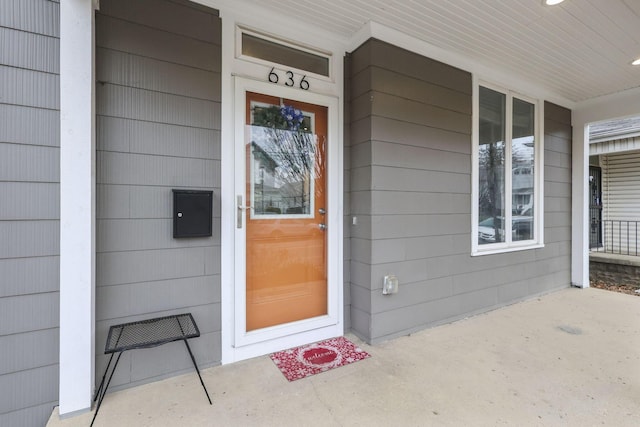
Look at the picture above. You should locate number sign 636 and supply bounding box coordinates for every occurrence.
[268,67,310,90]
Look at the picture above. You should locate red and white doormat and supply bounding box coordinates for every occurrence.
[270,336,371,381]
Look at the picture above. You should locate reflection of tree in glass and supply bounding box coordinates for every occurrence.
[253,104,305,131]
[479,141,505,242]
[251,105,323,215]
[479,138,535,243]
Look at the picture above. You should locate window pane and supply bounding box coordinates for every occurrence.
[512,98,535,241]
[478,87,506,245]
[242,33,330,77]
[250,103,317,218]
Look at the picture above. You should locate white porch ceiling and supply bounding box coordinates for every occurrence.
[243,0,640,104]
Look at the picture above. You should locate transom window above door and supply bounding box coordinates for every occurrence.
[238,29,331,78]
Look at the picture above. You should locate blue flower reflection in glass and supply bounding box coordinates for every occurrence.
[280,105,304,131]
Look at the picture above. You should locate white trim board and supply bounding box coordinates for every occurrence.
[59,0,97,416]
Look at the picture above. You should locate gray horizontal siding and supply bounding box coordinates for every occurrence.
[350,38,471,94]
[0,143,59,182]
[370,115,471,154]
[97,151,219,187]
[372,192,469,215]
[0,256,59,297]
[545,164,572,183]
[96,84,220,129]
[96,14,220,72]
[370,214,470,239]
[348,39,572,344]
[0,65,59,109]
[543,102,573,254]
[0,26,59,73]
[0,220,59,259]
[545,101,571,125]
[545,181,571,198]
[97,219,221,252]
[96,276,220,320]
[0,328,59,376]
[97,116,220,158]
[371,140,470,172]
[97,247,220,287]
[0,402,57,427]
[99,0,220,43]
[545,134,572,154]
[0,0,59,37]
[371,167,470,193]
[0,365,58,415]
[0,182,59,219]
[0,0,60,425]
[98,185,222,220]
[369,235,466,264]
[351,66,471,114]
[95,0,222,396]
[0,293,59,336]
[0,104,59,147]
[352,91,470,134]
[97,48,221,101]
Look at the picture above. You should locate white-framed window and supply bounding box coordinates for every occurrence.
[472,81,544,255]
[236,27,333,81]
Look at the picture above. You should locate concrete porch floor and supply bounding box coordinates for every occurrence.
[48,288,640,426]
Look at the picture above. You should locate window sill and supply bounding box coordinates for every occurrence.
[471,243,545,257]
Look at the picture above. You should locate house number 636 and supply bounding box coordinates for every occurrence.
[268,67,310,90]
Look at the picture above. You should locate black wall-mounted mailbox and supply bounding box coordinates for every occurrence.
[172,190,213,238]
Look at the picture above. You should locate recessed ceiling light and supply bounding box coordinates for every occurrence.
[544,0,565,5]
[633,58,640,66]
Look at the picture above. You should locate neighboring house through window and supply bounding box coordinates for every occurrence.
[473,83,543,254]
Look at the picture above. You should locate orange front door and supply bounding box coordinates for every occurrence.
[245,92,328,331]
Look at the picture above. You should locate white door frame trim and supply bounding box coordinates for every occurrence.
[231,78,343,359]
[219,11,345,364]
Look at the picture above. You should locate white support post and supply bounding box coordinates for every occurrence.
[59,0,96,416]
[571,122,589,288]
[571,87,640,289]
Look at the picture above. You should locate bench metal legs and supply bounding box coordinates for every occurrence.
[90,341,211,426]
[183,339,212,405]
[91,352,123,427]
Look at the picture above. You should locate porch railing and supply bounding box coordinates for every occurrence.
[591,220,640,256]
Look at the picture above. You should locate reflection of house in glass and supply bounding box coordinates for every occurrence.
[511,137,535,240]
[512,166,533,213]
[478,134,535,243]
[512,135,534,216]
[250,127,314,216]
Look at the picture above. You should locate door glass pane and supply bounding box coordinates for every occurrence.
[478,87,506,245]
[250,104,316,218]
[512,98,535,241]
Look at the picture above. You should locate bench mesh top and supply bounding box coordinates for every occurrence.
[104,313,200,353]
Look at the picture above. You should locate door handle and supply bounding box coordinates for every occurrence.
[237,195,251,228]
[318,223,327,231]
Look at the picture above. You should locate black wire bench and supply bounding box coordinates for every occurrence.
[91,313,212,426]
